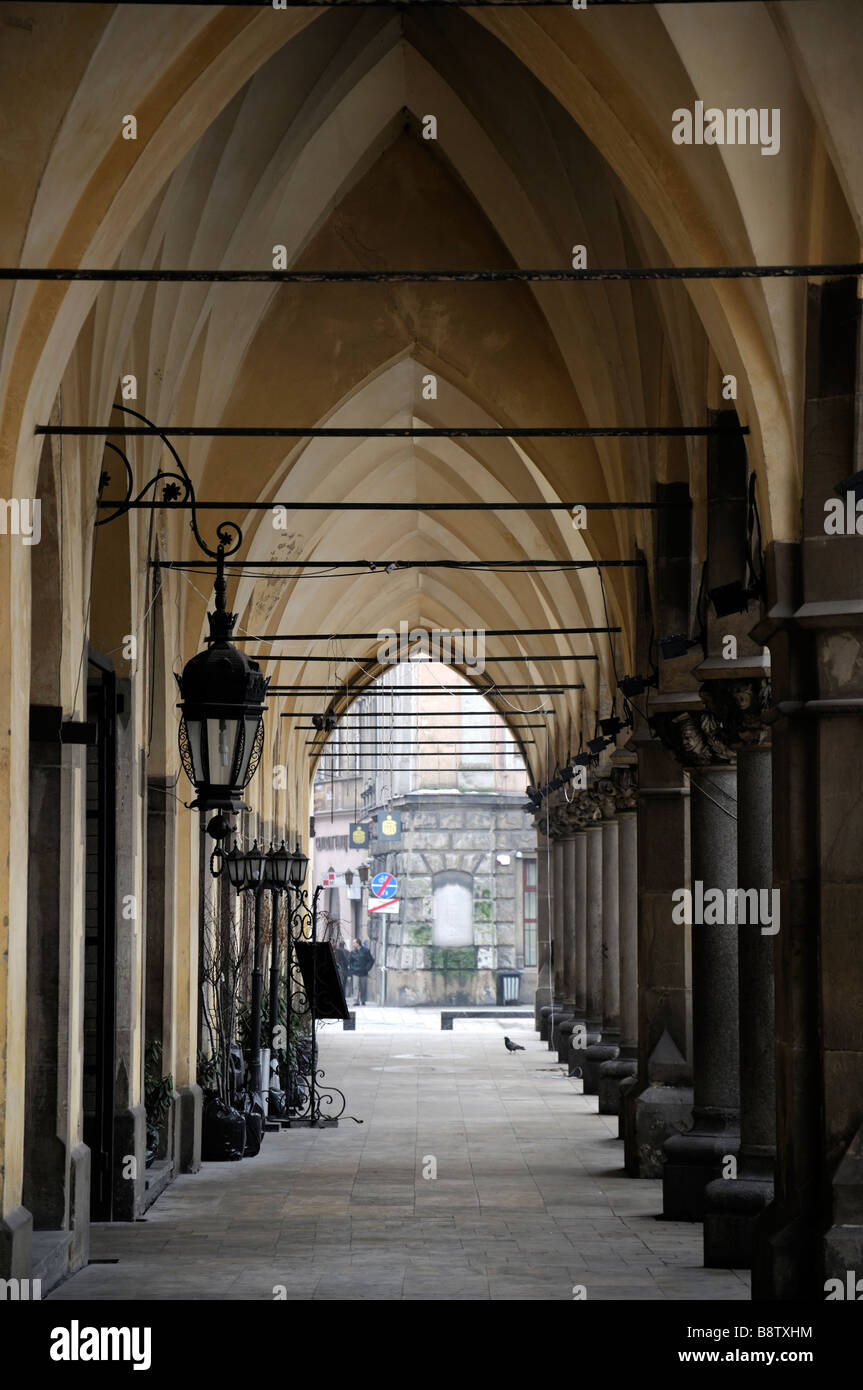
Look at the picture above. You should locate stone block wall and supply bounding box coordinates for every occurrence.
[366,792,537,1006]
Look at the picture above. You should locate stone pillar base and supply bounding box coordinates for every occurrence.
[623,1082,693,1177]
[703,1175,774,1268]
[534,986,552,1031]
[663,1117,740,1222]
[547,1003,570,1052]
[751,1202,815,1301]
[823,1118,863,1295]
[556,1016,576,1064]
[617,1073,638,1138]
[538,1005,554,1042]
[68,1142,91,1275]
[583,1040,619,1095]
[0,1205,32,1279]
[569,1023,601,1079]
[177,1084,203,1174]
[113,1102,147,1220]
[598,1056,637,1117]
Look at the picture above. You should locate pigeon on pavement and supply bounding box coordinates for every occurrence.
[504,1036,525,1052]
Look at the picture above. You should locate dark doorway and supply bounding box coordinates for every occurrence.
[83,650,117,1221]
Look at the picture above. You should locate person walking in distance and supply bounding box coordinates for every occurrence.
[349,937,375,1006]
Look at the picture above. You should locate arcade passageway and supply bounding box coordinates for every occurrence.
[1,1,863,1309]
[48,1014,748,1302]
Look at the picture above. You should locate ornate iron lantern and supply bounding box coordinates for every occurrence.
[175,555,269,813]
[270,840,293,893]
[289,839,309,889]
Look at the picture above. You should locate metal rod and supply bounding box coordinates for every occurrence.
[8,263,861,283]
[236,626,616,638]
[306,739,535,745]
[296,723,546,728]
[269,888,281,1060]
[270,653,597,661]
[272,684,577,691]
[67,424,743,439]
[161,558,643,569]
[249,887,265,1100]
[60,2,810,8]
[99,498,687,510]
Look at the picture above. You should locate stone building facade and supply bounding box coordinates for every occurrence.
[368,792,536,1006]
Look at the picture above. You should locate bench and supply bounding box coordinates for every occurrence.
[440,1009,533,1031]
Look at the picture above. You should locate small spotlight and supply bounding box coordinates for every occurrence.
[572,752,594,768]
[560,765,573,783]
[659,634,699,660]
[600,715,630,738]
[619,674,654,698]
[312,713,324,730]
[550,774,563,791]
[835,469,863,500]
[708,581,752,618]
[587,735,610,755]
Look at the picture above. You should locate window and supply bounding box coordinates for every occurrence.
[432,870,473,947]
[523,858,537,966]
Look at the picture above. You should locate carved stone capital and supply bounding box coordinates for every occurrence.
[649,708,736,768]
[608,764,639,812]
[567,789,603,829]
[591,776,619,821]
[698,677,773,750]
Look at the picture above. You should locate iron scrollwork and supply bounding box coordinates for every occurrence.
[282,884,348,1125]
[96,401,243,560]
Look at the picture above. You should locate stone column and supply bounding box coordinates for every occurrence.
[571,805,604,1079]
[573,830,587,1019]
[534,825,553,1031]
[547,826,567,1049]
[600,766,639,1117]
[702,682,776,1266]
[662,710,740,1222]
[559,822,588,1069]
[562,831,578,1007]
[623,728,693,1178]
[752,278,863,1297]
[584,784,620,1093]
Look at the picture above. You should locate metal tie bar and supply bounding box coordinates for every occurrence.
[236,627,616,638]
[161,558,642,569]
[66,424,743,439]
[7,263,861,283]
[270,653,596,661]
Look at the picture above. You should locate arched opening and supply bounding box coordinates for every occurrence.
[311,660,535,1009]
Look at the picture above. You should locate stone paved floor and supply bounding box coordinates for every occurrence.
[51,1009,750,1301]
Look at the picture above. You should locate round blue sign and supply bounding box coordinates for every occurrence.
[370,872,398,899]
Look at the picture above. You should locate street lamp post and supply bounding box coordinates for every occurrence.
[174,543,269,1047]
[267,840,292,1086]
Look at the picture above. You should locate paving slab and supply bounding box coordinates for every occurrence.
[49,1008,750,1302]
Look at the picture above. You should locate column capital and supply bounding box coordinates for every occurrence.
[699,677,773,751]
[648,707,736,768]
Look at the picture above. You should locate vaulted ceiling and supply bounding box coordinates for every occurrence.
[2,1,861,788]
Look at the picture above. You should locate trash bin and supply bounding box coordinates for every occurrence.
[496,969,522,1005]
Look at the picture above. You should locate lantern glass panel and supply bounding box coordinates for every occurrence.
[184,718,206,783]
[206,716,240,786]
[289,843,308,888]
[272,841,291,891]
[235,716,262,788]
[224,844,246,892]
[246,840,266,889]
